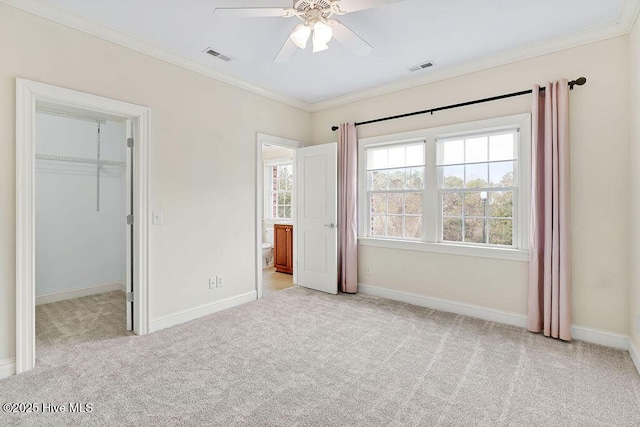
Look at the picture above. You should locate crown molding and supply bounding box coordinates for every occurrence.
[3,0,639,114]
[0,0,314,112]
[620,0,640,29]
[308,0,640,112]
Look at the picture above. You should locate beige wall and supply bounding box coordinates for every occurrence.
[630,18,640,351]
[0,5,311,361]
[263,147,294,161]
[312,37,631,334]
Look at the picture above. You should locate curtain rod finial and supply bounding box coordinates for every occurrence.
[569,77,587,90]
[331,126,339,131]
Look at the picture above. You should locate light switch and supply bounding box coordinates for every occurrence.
[152,211,163,225]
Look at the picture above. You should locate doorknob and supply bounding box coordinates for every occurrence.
[324,223,336,229]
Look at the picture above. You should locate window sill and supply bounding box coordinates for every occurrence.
[357,238,529,262]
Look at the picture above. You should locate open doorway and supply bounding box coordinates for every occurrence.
[34,108,131,351]
[16,79,150,374]
[256,134,303,298]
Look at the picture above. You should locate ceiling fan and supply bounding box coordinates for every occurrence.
[213,0,407,63]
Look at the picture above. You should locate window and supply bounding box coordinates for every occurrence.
[437,130,518,247]
[358,114,530,260]
[266,162,293,219]
[366,142,425,239]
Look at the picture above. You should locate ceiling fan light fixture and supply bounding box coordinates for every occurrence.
[291,23,311,49]
[313,20,333,45]
[312,41,329,53]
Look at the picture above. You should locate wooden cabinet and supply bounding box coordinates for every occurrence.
[274,224,293,274]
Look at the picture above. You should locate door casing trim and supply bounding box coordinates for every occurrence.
[255,133,303,299]
[15,78,151,374]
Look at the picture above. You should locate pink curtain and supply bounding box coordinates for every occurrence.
[528,80,572,341]
[338,123,358,294]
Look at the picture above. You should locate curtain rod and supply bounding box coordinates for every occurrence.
[330,77,587,132]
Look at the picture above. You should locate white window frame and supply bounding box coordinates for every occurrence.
[364,140,427,241]
[436,128,520,249]
[358,114,531,262]
[264,158,293,220]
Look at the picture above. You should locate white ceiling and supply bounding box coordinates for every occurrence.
[39,0,636,104]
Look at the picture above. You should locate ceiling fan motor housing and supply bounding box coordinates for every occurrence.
[293,0,344,21]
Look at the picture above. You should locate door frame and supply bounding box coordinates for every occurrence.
[255,133,303,299]
[15,79,151,374]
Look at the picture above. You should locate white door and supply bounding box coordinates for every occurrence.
[296,143,338,295]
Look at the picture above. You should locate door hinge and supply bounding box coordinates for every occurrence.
[126,214,134,225]
[127,137,134,148]
[126,292,134,302]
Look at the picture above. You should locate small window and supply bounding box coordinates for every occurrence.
[437,130,518,247]
[366,142,425,240]
[267,163,293,219]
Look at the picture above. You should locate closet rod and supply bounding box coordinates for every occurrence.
[330,77,587,131]
[35,153,125,167]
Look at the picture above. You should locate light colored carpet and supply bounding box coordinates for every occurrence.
[2,286,640,426]
[36,291,130,349]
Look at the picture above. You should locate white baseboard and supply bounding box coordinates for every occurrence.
[150,291,257,333]
[0,358,16,380]
[358,283,630,350]
[571,325,629,350]
[358,283,528,328]
[36,282,125,305]
[630,340,640,375]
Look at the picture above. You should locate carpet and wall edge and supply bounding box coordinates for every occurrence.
[358,283,634,354]
[35,282,126,306]
[149,291,257,333]
[0,358,16,380]
[630,339,640,375]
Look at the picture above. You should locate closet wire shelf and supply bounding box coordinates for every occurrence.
[35,153,126,167]
[35,153,125,212]
[35,118,125,212]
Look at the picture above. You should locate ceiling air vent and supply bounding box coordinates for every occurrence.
[204,47,232,62]
[408,61,435,72]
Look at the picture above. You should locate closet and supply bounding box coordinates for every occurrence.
[35,110,127,304]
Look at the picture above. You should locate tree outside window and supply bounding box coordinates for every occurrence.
[438,131,517,247]
[366,143,425,240]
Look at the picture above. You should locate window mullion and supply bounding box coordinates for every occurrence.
[402,194,406,238]
[368,189,423,194]
[462,140,467,242]
[424,140,437,243]
[485,160,489,245]
[440,186,514,193]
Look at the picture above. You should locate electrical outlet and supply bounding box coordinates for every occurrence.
[365,264,372,275]
[209,277,216,289]
[216,275,224,288]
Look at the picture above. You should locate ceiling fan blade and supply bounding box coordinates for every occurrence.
[336,0,407,13]
[213,8,294,18]
[330,21,373,57]
[274,36,297,63]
